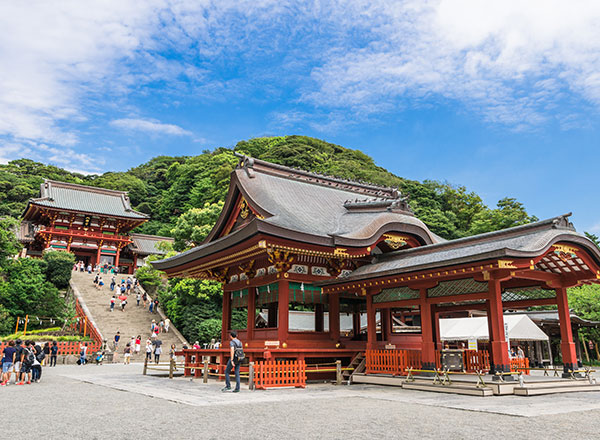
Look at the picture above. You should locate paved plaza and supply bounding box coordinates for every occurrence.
[2,364,600,439]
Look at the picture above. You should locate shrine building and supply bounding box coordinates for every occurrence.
[19,179,172,273]
[152,155,600,378]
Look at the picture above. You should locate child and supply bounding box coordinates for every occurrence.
[123,344,131,365]
[95,351,105,365]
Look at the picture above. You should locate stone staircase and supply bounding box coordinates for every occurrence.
[71,271,186,362]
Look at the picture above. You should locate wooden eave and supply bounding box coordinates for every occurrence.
[22,202,147,228]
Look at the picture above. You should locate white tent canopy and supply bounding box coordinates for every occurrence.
[439,315,549,342]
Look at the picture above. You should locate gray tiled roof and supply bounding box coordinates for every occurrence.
[235,162,441,245]
[326,215,600,282]
[29,180,148,219]
[129,233,174,255]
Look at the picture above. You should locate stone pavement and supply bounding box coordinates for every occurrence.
[2,364,600,439]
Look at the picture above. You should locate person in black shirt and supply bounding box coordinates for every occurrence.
[50,341,58,367]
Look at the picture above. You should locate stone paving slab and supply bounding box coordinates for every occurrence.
[58,364,600,417]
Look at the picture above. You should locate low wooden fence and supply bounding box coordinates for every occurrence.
[366,349,530,375]
[366,349,422,375]
[0,340,96,356]
[255,360,306,389]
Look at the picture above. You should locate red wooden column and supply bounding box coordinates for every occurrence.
[555,286,579,376]
[366,291,376,349]
[315,304,325,332]
[114,246,121,269]
[277,280,289,344]
[328,293,340,341]
[419,288,436,372]
[221,290,231,344]
[487,278,511,377]
[95,242,102,267]
[247,286,256,342]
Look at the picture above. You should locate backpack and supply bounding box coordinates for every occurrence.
[233,341,245,361]
[24,348,35,365]
[36,351,46,362]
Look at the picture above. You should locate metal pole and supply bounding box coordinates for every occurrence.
[249,361,255,390]
[23,315,29,336]
[336,360,342,385]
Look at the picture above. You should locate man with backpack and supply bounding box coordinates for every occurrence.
[222,331,243,393]
[17,340,35,385]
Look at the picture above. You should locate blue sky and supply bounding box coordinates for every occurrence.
[0,1,599,233]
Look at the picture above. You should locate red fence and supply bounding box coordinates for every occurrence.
[366,349,422,375]
[73,297,102,352]
[366,349,530,375]
[463,350,490,372]
[0,340,95,356]
[255,360,306,389]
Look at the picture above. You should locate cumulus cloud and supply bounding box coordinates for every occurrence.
[1,0,600,158]
[110,118,192,136]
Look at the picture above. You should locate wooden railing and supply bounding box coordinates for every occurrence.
[255,360,306,389]
[510,357,530,375]
[0,341,96,356]
[365,349,422,375]
[463,350,490,372]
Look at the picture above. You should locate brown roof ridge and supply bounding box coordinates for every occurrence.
[42,179,129,197]
[130,233,174,241]
[234,153,400,199]
[375,213,576,262]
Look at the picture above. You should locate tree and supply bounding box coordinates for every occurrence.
[43,250,75,289]
[468,197,538,236]
[171,202,224,251]
[0,217,20,266]
[585,232,600,248]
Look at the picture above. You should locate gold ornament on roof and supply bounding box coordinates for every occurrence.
[383,233,408,250]
[239,198,249,219]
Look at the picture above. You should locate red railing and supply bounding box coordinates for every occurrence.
[73,297,102,353]
[0,340,95,356]
[510,358,530,375]
[255,360,306,389]
[365,349,422,375]
[463,350,490,372]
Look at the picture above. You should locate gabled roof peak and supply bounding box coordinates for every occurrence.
[235,153,400,199]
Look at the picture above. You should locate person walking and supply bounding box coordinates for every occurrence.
[136,292,141,307]
[135,335,141,354]
[222,331,243,393]
[110,277,116,291]
[79,343,88,365]
[50,341,58,367]
[42,342,50,366]
[169,344,177,370]
[97,277,104,290]
[1,340,16,386]
[113,332,121,351]
[145,340,152,361]
[164,318,170,333]
[148,300,154,313]
[120,298,127,312]
[123,344,131,365]
[110,295,116,312]
[154,344,162,364]
[153,299,159,314]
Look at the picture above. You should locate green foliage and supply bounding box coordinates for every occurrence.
[467,198,538,236]
[568,285,600,341]
[0,217,20,266]
[171,201,224,251]
[0,258,66,323]
[585,232,600,248]
[43,250,75,289]
[196,319,222,344]
[0,305,14,335]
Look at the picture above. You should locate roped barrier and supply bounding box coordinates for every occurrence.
[255,359,306,389]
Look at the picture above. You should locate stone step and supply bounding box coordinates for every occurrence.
[514,384,600,396]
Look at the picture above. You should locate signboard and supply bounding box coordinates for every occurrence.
[468,338,478,351]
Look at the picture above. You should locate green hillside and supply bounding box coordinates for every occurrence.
[0,135,537,243]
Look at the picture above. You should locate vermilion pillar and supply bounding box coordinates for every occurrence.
[419,288,436,372]
[366,292,376,349]
[487,278,511,377]
[556,286,578,376]
[277,280,289,344]
[352,303,361,338]
[328,293,340,341]
[114,247,120,269]
[221,290,231,344]
[247,286,256,342]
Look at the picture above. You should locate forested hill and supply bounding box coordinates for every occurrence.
[0,135,538,245]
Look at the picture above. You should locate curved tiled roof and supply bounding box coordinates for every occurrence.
[129,233,174,256]
[321,214,600,283]
[26,180,148,220]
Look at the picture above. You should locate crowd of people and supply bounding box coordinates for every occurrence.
[1,339,59,386]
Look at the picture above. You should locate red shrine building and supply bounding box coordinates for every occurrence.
[152,155,600,377]
[19,180,172,273]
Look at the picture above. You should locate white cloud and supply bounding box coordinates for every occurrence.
[303,0,600,128]
[110,118,192,136]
